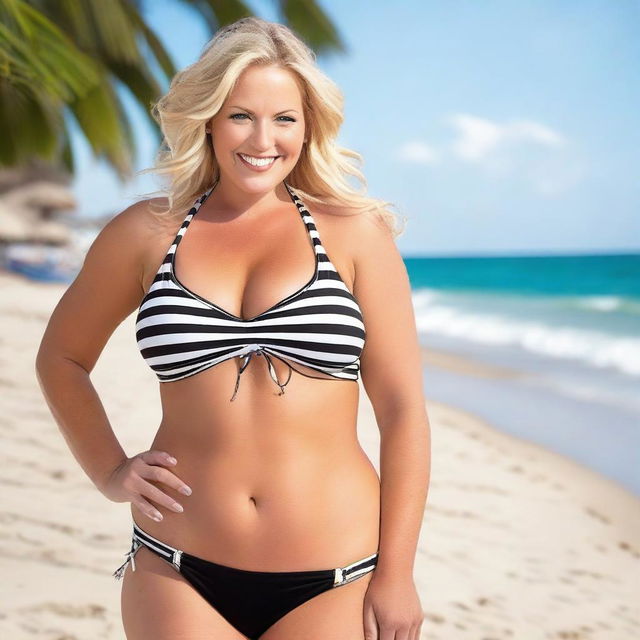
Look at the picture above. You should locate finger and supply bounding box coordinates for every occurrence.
[141,462,192,497]
[363,604,378,640]
[140,450,178,467]
[379,625,395,640]
[132,495,164,522]
[136,477,184,514]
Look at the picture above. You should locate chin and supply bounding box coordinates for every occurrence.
[232,169,290,187]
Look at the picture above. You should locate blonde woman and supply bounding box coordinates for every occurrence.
[36,17,430,640]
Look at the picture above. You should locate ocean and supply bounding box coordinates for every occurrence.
[409,253,640,495]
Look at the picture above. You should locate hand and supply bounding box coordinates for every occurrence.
[100,450,192,522]
[363,571,424,640]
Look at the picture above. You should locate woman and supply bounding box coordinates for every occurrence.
[35,17,431,640]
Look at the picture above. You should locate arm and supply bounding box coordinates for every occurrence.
[35,200,157,494]
[352,212,431,579]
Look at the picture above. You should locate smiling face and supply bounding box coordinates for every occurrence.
[208,64,306,195]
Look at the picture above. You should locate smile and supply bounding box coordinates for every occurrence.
[238,153,280,170]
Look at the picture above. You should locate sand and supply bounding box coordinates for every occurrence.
[0,270,638,639]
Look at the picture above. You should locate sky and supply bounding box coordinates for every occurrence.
[69,0,640,256]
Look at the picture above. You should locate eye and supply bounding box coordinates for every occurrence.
[229,113,296,122]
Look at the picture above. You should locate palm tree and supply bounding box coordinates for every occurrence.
[0,0,346,181]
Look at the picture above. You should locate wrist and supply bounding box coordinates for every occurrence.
[374,560,415,579]
[95,456,128,496]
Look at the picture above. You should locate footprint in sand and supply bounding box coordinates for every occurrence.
[19,601,107,618]
[584,506,610,524]
[618,540,640,558]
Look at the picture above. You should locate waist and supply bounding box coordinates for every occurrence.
[136,431,380,569]
[151,412,365,483]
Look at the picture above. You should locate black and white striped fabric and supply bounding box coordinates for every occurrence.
[135,181,366,400]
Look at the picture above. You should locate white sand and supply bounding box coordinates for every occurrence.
[1,271,638,639]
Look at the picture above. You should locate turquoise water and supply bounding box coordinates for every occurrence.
[404,253,640,298]
[405,252,640,377]
[408,252,640,494]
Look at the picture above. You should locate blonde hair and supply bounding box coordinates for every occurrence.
[137,16,407,238]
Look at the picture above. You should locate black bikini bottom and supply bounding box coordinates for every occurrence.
[113,520,378,640]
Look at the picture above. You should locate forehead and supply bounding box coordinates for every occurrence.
[227,65,303,106]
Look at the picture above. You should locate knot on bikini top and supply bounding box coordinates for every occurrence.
[230,344,293,402]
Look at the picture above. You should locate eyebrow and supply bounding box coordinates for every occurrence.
[228,106,299,115]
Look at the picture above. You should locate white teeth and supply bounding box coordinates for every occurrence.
[239,153,277,167]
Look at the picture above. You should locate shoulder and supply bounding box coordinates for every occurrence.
[93,197,177,263]
[80,197,177,291]
[102,197,172,242]
[309,201,399,297]
[312,201,398,267]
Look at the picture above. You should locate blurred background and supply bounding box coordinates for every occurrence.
[2,1,639,638]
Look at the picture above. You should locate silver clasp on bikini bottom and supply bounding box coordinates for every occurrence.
[172,549,182,572]
[333,567,344,585]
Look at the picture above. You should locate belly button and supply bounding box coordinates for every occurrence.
[249,496,257,507]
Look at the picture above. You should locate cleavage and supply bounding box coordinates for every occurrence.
[173,208,316,321]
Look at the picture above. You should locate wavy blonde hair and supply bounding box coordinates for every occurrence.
[137,16,407,238]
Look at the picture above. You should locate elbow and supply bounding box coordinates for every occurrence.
[35,340,56,381]
[34,344,49,382]
[34,346,88,386]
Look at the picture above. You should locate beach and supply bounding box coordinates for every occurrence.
[1,269,638,639]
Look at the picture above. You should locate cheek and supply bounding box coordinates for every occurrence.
[214,124,245,148]
[280,127,305,149]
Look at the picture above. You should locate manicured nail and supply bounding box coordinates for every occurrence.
[152,512,162,521]
[167,456,177,464]
[180,486,192,496]
[173,503,183,512]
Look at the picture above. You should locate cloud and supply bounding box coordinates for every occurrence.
[392,114,582,197]
[445,113,582,196]
[395,141,440,165]
[447,114,566,162]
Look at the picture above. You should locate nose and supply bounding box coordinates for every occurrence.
[249,118,278,153]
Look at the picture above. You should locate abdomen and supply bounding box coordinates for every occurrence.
[130,364,380,571]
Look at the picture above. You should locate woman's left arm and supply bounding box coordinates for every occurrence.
[351,211,431,640]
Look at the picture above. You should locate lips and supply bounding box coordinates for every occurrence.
[237,153,280,172]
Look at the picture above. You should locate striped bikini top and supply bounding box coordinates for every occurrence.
[135,181,366,401]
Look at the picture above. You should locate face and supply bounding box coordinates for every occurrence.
[208,64,306,194]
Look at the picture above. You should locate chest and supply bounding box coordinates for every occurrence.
[142,204,355,322]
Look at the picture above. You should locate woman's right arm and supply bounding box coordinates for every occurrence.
[35,200,158,495]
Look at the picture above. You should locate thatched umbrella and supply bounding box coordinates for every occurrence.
[0,181,76,246]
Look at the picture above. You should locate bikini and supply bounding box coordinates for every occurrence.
[113,181,377,639]
[135,180,365,400]
[114,521,378,640]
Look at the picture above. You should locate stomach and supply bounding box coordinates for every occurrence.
[129,357,381,571]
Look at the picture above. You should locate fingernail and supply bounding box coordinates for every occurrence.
[173,503,183,512]
[167,456,177,464]
[180,486,192,496]
[152,512,162,521]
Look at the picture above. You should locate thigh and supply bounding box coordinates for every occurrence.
[259,570,375,640]
[120,546,247,640]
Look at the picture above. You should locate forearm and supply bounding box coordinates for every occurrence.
[35,356,128,494]
[375,409,431,577]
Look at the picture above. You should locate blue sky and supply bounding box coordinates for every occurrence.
[69,0,640,256]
